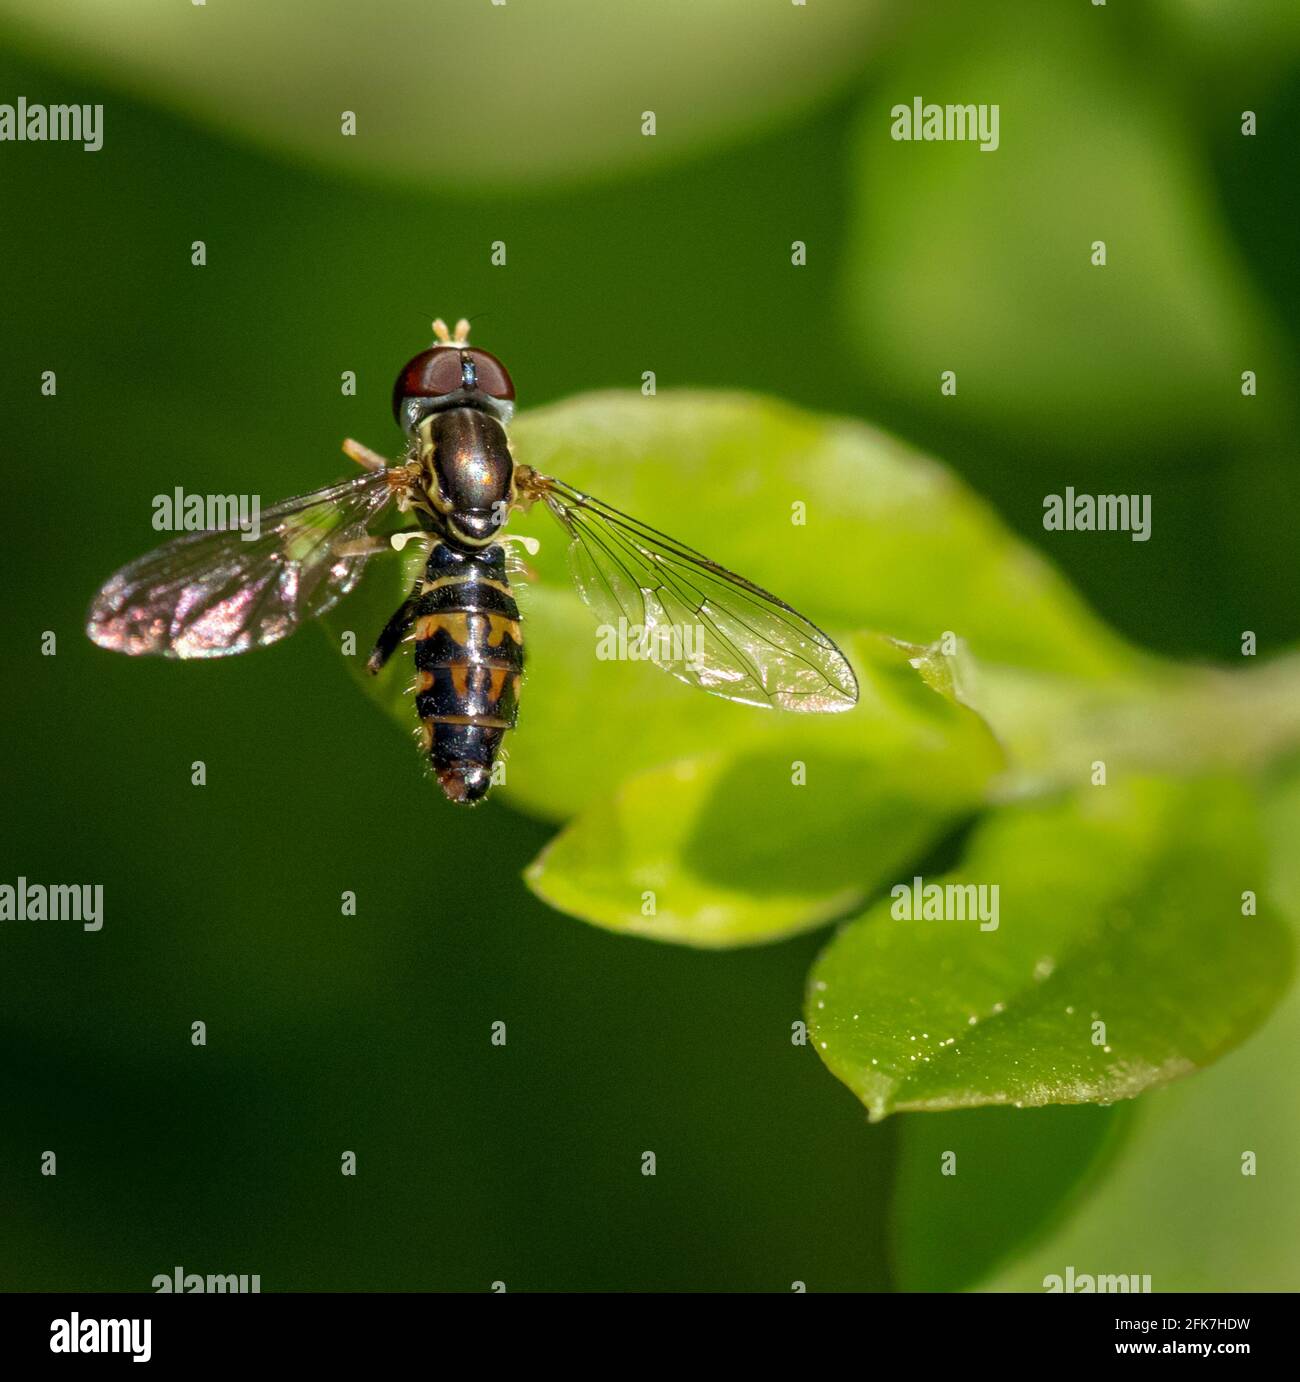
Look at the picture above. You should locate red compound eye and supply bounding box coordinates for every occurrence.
[464,348,515,402]
[391,347,464,422]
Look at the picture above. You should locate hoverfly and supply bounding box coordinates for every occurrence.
[87,319,858,803]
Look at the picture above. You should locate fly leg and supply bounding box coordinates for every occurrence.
[335,535,392,559]
[344,439,424,521]
[342,438,394,472]
[358,531,434,673]
[367,583,423,675]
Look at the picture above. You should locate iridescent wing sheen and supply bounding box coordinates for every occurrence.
[87,470,401,658]
[524,473,859,712]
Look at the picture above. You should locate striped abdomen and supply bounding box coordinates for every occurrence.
[412,543,522,804]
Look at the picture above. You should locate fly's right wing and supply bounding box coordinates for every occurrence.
[521,471,858,713]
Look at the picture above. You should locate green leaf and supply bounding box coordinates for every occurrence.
[326,389,1138,821]
[891,1103,1135,1291]
[523,633,1003,947]
[977,985,1300,1291]
[807,777,1293,1120]
[964,762,1300,1291]
[841,0,1288,451]
[0,0,885,189]
[1155,0,1300,81]
[890,763,1300,1291]
[507,393,1137,681]
[965,651,1300,799]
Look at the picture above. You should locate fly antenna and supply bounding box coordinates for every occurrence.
[431,316,473,346]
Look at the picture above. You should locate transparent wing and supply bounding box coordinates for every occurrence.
[525,473,858,712]
[87,470,402,658]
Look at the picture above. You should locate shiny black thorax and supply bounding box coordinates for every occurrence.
[422,406,514,549]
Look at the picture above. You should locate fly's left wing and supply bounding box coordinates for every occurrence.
[522,472,858,713]
[88,470,402,658]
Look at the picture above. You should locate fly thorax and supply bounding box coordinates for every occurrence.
[421,406,513,547]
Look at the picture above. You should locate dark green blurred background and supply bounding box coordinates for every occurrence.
[1,0,1297,1291]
